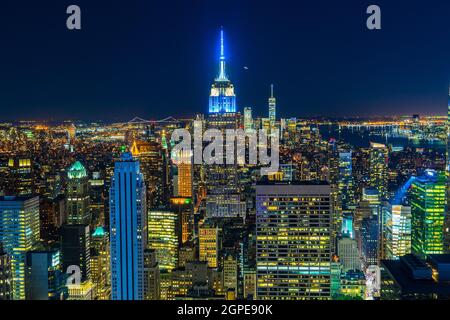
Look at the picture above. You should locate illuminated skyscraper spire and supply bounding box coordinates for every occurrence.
[209,27,236,113]
[218,27,228,81]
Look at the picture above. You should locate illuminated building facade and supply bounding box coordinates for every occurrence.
[90,226,111,300]
[199,222,219,269]
[222,254,238,295]
[0,247,12,300]
[67,280,95,300]
[243,269,256,300]
[206,194,246,218]
[411,170,446,257]
[383,203,412,259]
[131,140,169,207]
[446,85,450,254]
[143,249,160,300]
[244,107,253,133]
[360,215,380,268]
[173,150,193,198]
[7,157,33,196]
[339,270,366,300]
[110,152,147,300]
[338,152,355,210]
[256,181,332,300]
[25,249,68,300]
[66,161,91,225]
[268,84,276,129]
[0,196,40,300]
[170,197,193,245]
[148,210,179,272]
[369,143,389,199]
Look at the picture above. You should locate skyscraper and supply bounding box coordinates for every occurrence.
[25,249,68,300]
[131,140,169,207]
[383,202,412,259]
[0,196,40,300]
[205,28,242,218]
[446,85,450,253]
[338,152,355,210]
[147,210,179,272]
[110,152,147,300]
[208,28,236,114]
[90,226,111,300]
[337,237,360,271]
[268,84,276,129]
[61,224,91,282]
[369,143,389,199]
[256,181,332,299]
[360,215,380,268]
[7,156,34,196]
[173,150,193,198]
[66,161,91,225]
[61,224,94,300]
[411,170,446,257]
[244,107,253,133]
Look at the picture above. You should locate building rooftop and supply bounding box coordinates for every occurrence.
[0,195,38,202]
[428,254,450,264]
[382,256,450,295]
[68,161,87,179]
[257,178,329,186]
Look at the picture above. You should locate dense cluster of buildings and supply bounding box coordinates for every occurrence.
[0,29,450,301]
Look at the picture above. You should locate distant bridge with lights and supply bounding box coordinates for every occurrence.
[110,116,194,127]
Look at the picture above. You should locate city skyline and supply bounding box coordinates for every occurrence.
[2,0,450,121]
[1,0,450,305]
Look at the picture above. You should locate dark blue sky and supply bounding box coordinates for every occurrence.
[1,0,450,121]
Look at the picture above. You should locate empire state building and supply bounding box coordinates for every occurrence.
[205,28,245,219]
[208,28,237,114]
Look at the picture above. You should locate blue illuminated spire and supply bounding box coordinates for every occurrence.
[209,27,236,113]
[217,27,228,81]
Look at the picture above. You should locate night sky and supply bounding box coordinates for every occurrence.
[1,0,450,121]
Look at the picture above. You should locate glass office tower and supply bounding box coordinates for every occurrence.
[0,196,40,300]
[411,170,446,257]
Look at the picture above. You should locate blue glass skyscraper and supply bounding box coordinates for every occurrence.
[0,196,40,300]
[110,153,147,300]
[208,28,237,113]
